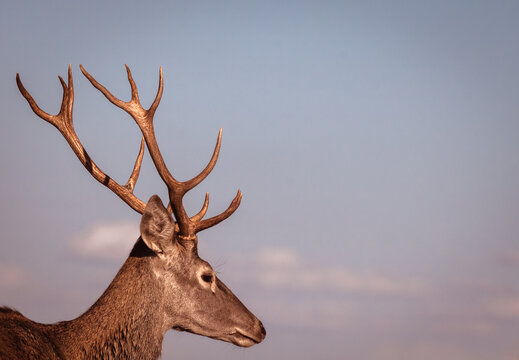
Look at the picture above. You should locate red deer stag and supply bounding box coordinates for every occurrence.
[0,65,265,359]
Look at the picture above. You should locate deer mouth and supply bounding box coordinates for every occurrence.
[228,325,266,347]
[229,330,260,347]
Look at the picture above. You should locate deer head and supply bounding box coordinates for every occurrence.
[15,65,266,349]
[139,195,265,346]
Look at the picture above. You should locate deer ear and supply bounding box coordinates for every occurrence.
[140,195,175,255]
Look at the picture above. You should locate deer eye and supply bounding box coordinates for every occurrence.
[201,274,213,283]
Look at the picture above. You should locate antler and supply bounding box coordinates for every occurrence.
[16,65,147,214]
[79,65,241,238]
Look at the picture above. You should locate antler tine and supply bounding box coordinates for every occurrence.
[124,64,140,104]
[195,190,242,233]
[79,64,128,110]
[16,74,52,124]
[191,193,210,223]
[125,137,145,192]
[17,66,146,214]
[16,71,67,129]
[147,66,163,119]
[183,129,222,192]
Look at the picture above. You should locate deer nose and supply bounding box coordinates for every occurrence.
[258,320,266,340]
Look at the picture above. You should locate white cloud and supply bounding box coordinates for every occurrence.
[252,247,428,295]
[71,228,428,296]
[71,221,140,260]
[232,248,430,332]
[256,248,300,267]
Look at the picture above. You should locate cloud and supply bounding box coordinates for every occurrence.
[251,248,428,295]
[256,247,299,267]
[0,263,27,288]
[71,221,140,260]
[71,225,428,296]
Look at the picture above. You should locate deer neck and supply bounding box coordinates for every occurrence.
[55,240,167,360]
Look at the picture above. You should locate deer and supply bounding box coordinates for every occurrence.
[0,65,266,359]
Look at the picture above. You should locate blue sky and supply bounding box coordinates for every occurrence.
[1,1,519,359]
